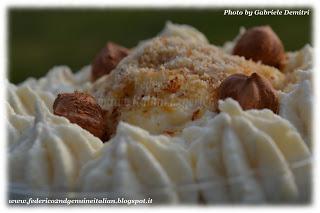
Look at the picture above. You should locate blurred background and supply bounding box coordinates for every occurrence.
[9,8,312,84]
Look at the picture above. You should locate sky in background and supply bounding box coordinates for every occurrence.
[9,8,312,83]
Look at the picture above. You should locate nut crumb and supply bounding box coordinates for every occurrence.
[192,109,201,121]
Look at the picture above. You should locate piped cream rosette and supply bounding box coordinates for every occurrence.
[78,122,197,203]
[9,101,103,191]
[181,98,311,203]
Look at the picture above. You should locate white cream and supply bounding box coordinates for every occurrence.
[284,45,313,73]
[278,45,312,148]
[9,101,103,191]
[159,21,209,43]
[7,102,34,147]
[19,65,92,95]
[279,79,312,148]
[178,111,216,148]
[186,99,311,203]
[8,65,93,117]
[78,122,197,203]
[7,83,55,116]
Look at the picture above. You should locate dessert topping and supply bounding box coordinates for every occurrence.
[233,25,286,70]
[91,42,129,81]
[218,73,279,113]
[53,92,107,140]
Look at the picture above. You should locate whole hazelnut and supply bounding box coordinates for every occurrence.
[233,26,286,70]
[53,92,108,140]
[218,73,279,113]
[91,42,129,82]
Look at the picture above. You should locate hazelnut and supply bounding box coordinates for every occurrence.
[233,26,286,70]
[218,73,279,113]
[91,42,129,82]
[53,92,108,140]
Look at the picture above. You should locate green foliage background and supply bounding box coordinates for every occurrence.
[9,8,312,84]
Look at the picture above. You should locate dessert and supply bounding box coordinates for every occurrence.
[90,28,285,136]
[8,22,313,204]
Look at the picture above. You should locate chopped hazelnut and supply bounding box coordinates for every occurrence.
[218,73,279,113]
[233,26,286,70]
[163,76,181,93]
[91,42,129,82]
[163,130,176,136]
[191,109,202,121]
[53,92,108,141]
